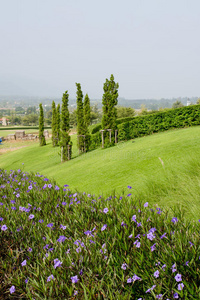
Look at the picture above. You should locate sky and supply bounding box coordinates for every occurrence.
[0,0,200,99]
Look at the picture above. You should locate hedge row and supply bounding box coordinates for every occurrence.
[91,117,137,134]
[117,105,200,141]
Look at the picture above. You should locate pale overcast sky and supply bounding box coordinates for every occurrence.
[0,0,200,99]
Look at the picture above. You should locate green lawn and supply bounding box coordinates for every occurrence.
[1,126,200,220]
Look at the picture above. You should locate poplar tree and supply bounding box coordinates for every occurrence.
[83,93,91,127]
[39,103,46,146]
[56,103,60,144]
[83,93,91,152]
[60,91,71,161]
[76,83,85,153]
[51,101,57,147]
[102,74,119,145]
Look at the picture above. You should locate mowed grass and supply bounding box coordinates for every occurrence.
[1,126,200,220]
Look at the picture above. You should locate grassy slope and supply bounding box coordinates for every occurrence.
[1,126,200,219]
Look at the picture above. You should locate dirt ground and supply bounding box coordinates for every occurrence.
[0,132,76,155]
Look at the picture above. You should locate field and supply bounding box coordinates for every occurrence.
[0,126,200,221]
[1,126,200,298]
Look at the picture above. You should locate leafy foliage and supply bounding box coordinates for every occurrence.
[60,91,71,161]
[117,105,200,141]
[117,106,135,118]
[51,101,57,147]
[76,83,87,153]
[102,74,119,146]
[1,169,200,299]
[39,103,46,146]
[56,104,60,144]
[172,101,184,109]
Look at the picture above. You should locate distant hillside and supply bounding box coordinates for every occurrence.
[0,95,198,110]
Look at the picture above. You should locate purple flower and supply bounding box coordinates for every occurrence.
[132,274,141,281]
[103,208,109,214]
[131,215,137,222]
[9,285,15,294]
[147,232,155,241]
[127,277,132,283]
[47,223,53,228]
[25,278,29,283]
[74,290,78,296]
[173,293,179,299]
[1,224,8,231]
[60,224,67,230]
[28,214,34,220]
[62,202,66,206]
[135,241,141,248]
[171,217,178,224]
[76,247,81,253]
[154,270,159,278]
[39,219,44,223]
[47,274,54,282]
[127,193,132,197]
[21,259,27,266]
[178,282,184,290]
[151,243,156,252]
[48,184,52,188]
[16,193,20,198]
[121,263,128,270]
[185,261,189,266]
[160,232,167,239]
[127,185,132,189]
[71,275,79,283]
[144,202,148,207]
[57,235,66,243]
[0,217,3,221]
[28,247,32,252]
[128,234,133,238]
[101,224,107,231]
[175,273,182,282]
[55,185,60,190]
[54,258,62,269]
[189,241,194,247]
[171,263,177,273]
[146,284,156,293]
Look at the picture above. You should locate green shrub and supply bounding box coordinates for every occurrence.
[117,105,200,141]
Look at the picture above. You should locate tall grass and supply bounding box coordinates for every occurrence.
[134,150,200,221]
[1,169,200,299]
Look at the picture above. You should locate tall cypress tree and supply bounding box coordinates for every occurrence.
[51,101,57,147]
[102,74,119,145]
[39,103,46,146]
[76,83,85,153]
[83,93,91,128]
[56,103,60,145]
[60,91,71,161]
[83,93,91,152]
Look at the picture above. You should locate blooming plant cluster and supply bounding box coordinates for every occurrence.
[0,169,200,299]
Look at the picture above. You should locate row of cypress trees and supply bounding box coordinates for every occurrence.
[38,74,118,160]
